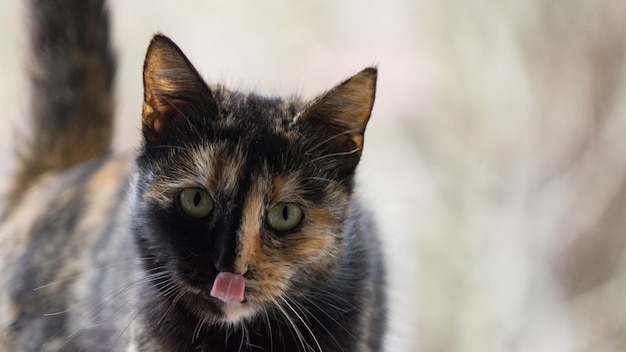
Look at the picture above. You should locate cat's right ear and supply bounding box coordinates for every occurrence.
[142,34,217,144]
[295,67,377,177]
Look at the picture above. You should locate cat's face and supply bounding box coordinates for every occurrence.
[130,35,376,324]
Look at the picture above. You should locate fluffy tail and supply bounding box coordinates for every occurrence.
[14,0,115,193]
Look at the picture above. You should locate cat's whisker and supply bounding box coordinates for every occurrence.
[43,309,72,317]
[309,128,361,151]
[40,270,166,319]
[300,295,353,346]
[262,306,274,352]
[51,287,142,352]
[237,323,245,352]
[285,296,312,325]
[192,314,205,342]
[110,297,158,351]
[44,268,170,340]
[97,274,172,350]
[33,273,83,292]
[159,287,184,326]
[155,276,179,296]
[301,294,352,327]
[309,286,357,309]
[272,298,308,352]
[281,296,322,352]
[159,282,179,298]
[306,295,351,314]
[224,322,234,343]
[33,257,149,291]
[243,323,261,351]
[302,176,337,184]
[306,148,361,166]
[145,144,188,152]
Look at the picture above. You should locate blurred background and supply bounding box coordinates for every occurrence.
[1,0,626,351]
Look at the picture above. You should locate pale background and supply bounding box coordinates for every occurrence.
[2,1,626,351]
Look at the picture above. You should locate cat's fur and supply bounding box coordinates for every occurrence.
[0,0,386,351]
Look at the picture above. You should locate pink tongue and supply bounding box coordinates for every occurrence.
[210,272,246,303]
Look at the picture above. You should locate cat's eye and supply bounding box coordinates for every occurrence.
[179,188,214,218]
[266,203,303,232]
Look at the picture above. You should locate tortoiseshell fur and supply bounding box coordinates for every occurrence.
[0,1,386,351]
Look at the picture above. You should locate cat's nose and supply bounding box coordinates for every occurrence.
[210,230,237,273]
[214,257,248,276]
[214,256,235,273]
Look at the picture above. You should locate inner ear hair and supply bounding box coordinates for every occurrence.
[141,34,216,144]
[298,67,377,152]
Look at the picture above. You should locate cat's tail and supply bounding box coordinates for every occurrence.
[14,0,115,193]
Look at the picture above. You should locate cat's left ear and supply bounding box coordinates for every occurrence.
[142,34,217,144]
[296,67,377,174]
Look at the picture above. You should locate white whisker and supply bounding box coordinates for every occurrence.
[300,295,351,349]
[157,287,183,326]
[273,297,308,352]
[310,128,361,151]
[33,258,147,291]
[281,296,322,352]
[305,148,361,167]
[263,307,274,352]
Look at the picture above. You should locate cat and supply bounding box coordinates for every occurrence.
[0,0,386,351]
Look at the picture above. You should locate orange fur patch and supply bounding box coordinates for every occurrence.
[234,179,265,274]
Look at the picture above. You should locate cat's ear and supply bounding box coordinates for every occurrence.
[142,34,217,144]
[297,67,377,174]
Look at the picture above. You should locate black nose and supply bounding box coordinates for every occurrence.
[214,256,235,273]
[211,231,237,273]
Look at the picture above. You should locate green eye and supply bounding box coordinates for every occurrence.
[266,203,303,232]
[179,188,214,218]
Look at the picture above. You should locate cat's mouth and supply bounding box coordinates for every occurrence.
[173,272,261,322]
[185,286,259,323]
[180,271,248,303]
[209,272,246,303]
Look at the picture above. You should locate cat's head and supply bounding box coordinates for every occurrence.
[129,34,376,324]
